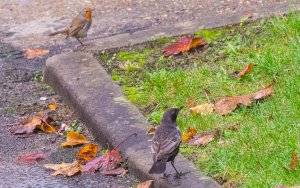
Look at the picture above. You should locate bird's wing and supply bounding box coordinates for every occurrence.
[68,18,86,37]
[152,130,181,161]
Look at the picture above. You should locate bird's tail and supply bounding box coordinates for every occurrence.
[149,160,167,174]
[48,29,68,36]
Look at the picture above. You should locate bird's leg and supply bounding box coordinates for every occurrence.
[171,160,182,178]
[75,37,84,46]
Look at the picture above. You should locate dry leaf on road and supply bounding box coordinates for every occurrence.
[163,36,207,56]
[182,127,197,142]
[43,161,82,177]
[49,98,59,111]
[12,113,55,134]
[189,132,214,145]
[190,103,214,115]
[82,133,137,173]
[232,63,253,78]
[76,143,100,163]
[137,180,154,188]
[16,152,47,164]
[24,49,49,59]
[60,131,89,147]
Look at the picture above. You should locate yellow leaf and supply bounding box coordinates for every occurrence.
[49,98,59,111]
[61,131,89,147]
[43,161,82,176]
[190,103,214,115]
[76,144,100,163]
[36,122,55,133]
[182,127,197,142]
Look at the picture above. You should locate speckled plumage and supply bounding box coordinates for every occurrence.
[149,107,182,176]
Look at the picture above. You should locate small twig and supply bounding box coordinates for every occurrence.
[113,133,137,150]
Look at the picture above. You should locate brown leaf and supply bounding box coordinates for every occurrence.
[190,103,214,115]
[163,36,207,56]
[60,131,89,147]
[249,85,273,100]
[12,116,42,134]
[49,98,59,111]
[43,161,82,177]
[182,127,197,142]
[76,143,100,163]
[289,152,299,170]
[137,180,154,188]
[232,63,253,78]
[16,152,47,164]
[24,49,49,59]
[189,132,214,145]
[185,98,196,108]
[12,113,55,134]
[102,167,128,177]
[214,96,252,115]
[147,127,157,135]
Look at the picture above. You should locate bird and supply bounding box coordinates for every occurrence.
[149,107,183,177]
[49,7,93,46]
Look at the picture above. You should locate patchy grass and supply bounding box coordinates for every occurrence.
[98,12,300,187]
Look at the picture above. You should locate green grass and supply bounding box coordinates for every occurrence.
[98,12,300,187]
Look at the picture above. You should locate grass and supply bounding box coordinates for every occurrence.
[98,12,300,187]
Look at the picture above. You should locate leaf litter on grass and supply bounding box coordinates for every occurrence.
[190,85,273,115]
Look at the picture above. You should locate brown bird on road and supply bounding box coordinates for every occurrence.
[49,8,93,46]
[149,107,183,177]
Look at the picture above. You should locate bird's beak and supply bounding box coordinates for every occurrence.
[179,106,185,111]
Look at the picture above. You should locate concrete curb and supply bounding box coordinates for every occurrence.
[44,52,220,188]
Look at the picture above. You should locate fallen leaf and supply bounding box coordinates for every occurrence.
[43,161,82,177]
[12,116,42,134]
[163,36,207,56]
[102,167,128,177]
[249,85,273,100]
[60,131,89,147]
[16,152,47,164]
[214,96,252,115]
[36,121,56,133]
[76,143,100,163]
[49,98,59,111]
[190,103,214,115]
[232,63,253,78]
[289,152,299,170]
[186,98,196,108]
[82,133,137,173]
[24,49,49,59]
[189,132,214,145]
[147,127,157,135]
[182,127,197,142]
[137,180,154,188]
[214,85,273,116]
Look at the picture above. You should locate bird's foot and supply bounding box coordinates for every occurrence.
[174,171,183,179]
[160,173,171,179]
